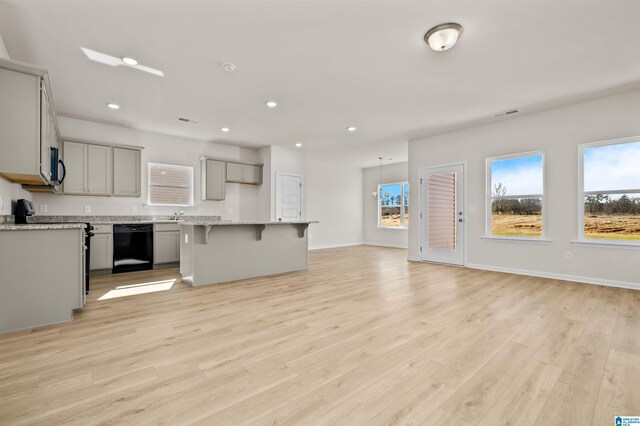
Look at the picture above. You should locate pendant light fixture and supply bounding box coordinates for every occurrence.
[424,23,463,52]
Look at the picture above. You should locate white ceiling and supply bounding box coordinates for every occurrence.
[1,0,640,168]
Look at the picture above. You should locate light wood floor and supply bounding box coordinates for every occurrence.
[1,246,639,425]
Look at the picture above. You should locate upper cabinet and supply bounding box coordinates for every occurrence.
[0,58,60,187]
[226,162,262,184]
[201,158,262,201]
[202,159,226,201]
[62,140,141,197]
[113,148,141,197]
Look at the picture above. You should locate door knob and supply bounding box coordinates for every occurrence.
[458,218,463,222]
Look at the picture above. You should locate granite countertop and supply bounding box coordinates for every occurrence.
[181,220,318,226]
[0,223,87,231]
[28,215,222,224]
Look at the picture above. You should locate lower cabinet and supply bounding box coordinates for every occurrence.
[154,224,180,265]
[90,225,113,271]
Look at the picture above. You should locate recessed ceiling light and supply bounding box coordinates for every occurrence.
[223,63,236,72]
[221,127,230,132]
[347,126,357,132]
[106,103,120,110]
[121,57,138,66]
[295,143,302,147]
[266,101,278,108]
[424,23,463,52]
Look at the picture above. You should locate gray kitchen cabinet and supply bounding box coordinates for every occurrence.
[87,144,112,195]
[202,159,226,200]
[226,162,262,184]
[154,224,180,264]
[113,147,141,197]
[242,164,262,184]
[0,59,60,188]
[90,224,113,271]
[62,141,87,194]
[226,162,244,182]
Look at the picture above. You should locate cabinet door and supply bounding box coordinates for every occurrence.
[154,231,180,264]
[204,160,225,200]
[90,233,113,271]
[39,87,52,183]
[113,148,141,197]
[242,164,261,184]
[226,162,243,182]
[63,141,87,194]
[87,144,112,195]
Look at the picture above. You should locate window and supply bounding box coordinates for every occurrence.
[148,162,193,206]
[580,138,640,242]
[379,182,409,228]
[487,152,544,238]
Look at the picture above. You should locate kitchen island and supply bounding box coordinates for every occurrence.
[179,221,316,286]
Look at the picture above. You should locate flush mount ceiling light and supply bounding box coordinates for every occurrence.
[266,101,278,108]
[121,57,138,66]
[221,127,230,132]
[424,23,463,52]
[347,126,357,132]
[106,103,120,110]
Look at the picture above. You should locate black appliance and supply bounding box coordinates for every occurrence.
[113,224,154,273]
[49,147,67,184]
[15,199,35,224]
[85,224,94,294]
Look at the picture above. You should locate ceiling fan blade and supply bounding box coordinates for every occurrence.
[81,47,164,77]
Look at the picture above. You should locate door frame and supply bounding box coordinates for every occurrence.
[419,162,467,266]
[275,172,303,221]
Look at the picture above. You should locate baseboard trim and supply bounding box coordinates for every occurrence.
[466,263,640,291]
[363,242,408,249]
[406,256,421,262]
[309,242,364,251]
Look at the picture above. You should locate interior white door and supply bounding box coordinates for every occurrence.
[276,174,302,221]
[420,164,464,265]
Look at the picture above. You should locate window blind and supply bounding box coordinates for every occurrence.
[148,163,193,206]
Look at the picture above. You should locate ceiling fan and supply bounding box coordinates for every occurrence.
[80,47,164,77]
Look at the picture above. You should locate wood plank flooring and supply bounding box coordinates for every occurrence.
[1,246,638,425]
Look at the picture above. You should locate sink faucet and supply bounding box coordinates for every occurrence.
[172,211,184,221]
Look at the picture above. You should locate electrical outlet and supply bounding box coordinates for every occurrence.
[564,251,573,261]
[131,205,138,213]
[84,205,92,213]
[184,233,189,244]
[39,204,48,213]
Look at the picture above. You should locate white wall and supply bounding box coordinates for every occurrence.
[32,116,262,220]
[363,162,408,248]
[408,89,640,288]
[0,32,33,216]
[306,158,363,249]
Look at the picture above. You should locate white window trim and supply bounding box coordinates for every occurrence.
[577,135,640,246]
[147,162,194,207]
[378,181,409,229]
[485,150,546,240]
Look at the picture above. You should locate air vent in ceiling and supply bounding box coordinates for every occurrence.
[493,109,520,118]
[177,117,200,124]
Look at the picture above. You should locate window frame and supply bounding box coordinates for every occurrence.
[378,181,409,229]
[485,151,546,240]
[578,136,640,245]
[147,162,194,207]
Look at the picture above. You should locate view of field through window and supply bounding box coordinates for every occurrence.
[490,154,543,237]
[583,141,640,240]
[380,182,409,227]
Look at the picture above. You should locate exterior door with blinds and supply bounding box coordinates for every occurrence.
[420,164,464,265]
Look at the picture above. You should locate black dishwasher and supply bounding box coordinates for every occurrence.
[113,224,154,273]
